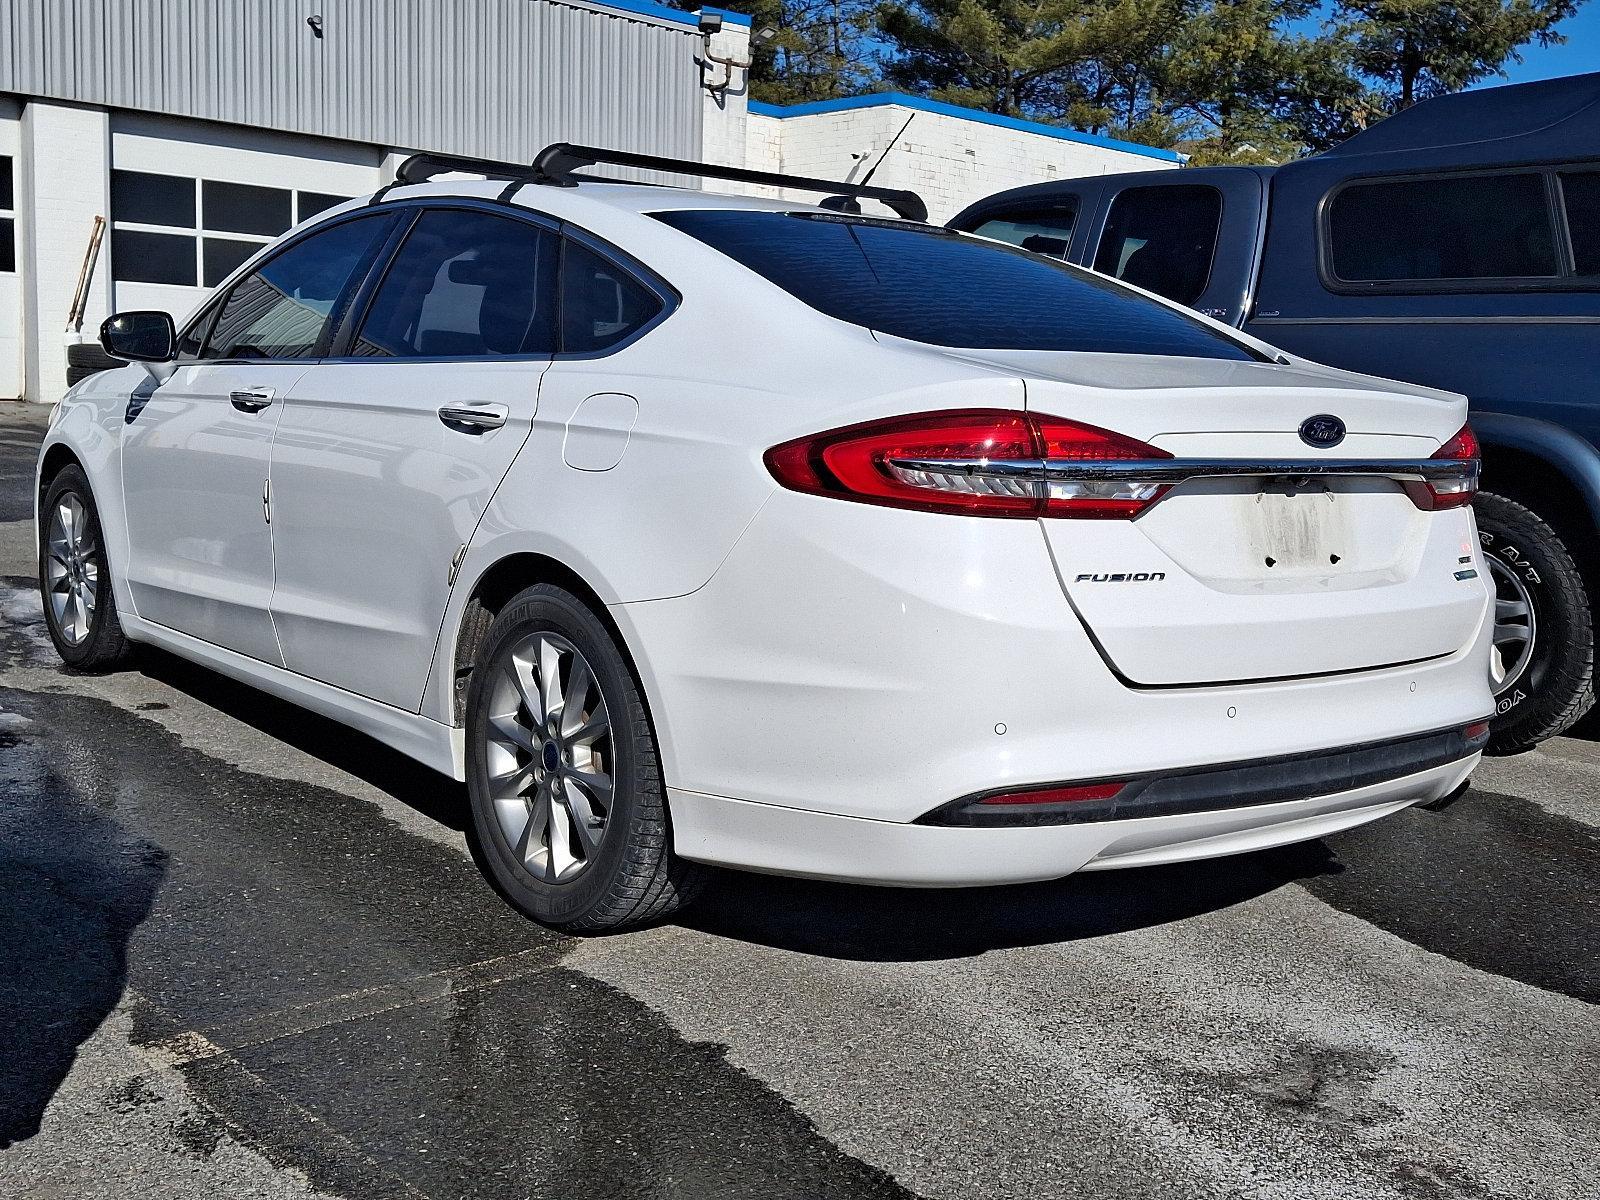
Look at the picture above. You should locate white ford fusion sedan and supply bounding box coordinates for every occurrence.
[37,145,1495,931]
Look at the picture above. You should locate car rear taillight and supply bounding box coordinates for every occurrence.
[1409,423,1479,511]
[764,410,1174,519]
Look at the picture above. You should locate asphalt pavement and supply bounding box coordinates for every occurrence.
[1,400,1596,1199]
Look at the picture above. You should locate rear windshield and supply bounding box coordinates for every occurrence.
[653,209,1256,360]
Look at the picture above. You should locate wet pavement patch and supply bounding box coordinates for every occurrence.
[0,686,920,1198]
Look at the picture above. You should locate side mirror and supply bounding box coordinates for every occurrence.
[99,311,176,363]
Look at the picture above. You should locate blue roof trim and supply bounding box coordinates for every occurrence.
[588,0,752,28]
[748,93,1181,162]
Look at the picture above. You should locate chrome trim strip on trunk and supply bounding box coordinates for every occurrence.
[888,456,1477,485]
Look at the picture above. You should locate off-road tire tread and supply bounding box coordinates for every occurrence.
[40,466,135,672]
[1476,491,1595,754]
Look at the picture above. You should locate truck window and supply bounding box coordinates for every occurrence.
[1327,173,1558,284]
[970,204,1077,260]
[1091,186,1222,307]
[1561,171,1600,276]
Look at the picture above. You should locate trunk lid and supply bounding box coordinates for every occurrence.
[987,352,1485,686]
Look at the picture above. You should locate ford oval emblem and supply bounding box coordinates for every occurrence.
[1299,414,1346,449]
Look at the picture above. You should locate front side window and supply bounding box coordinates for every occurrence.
[654,209,1254,360]
[1561,172,1600,276]
[352,209,558,358]
[204,214,394,360]
[1092,186,1222,306]
[969,203,1078,260]
[560,240,663,354]
[1327,173,1558,283]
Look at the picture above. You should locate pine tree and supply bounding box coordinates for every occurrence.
[710,0,882,104]
[1333,0,1580,111]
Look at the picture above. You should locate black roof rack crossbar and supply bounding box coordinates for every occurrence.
[381,146,929,223]
[536,143,929,222]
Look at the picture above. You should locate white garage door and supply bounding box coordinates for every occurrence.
[109,114,384,328]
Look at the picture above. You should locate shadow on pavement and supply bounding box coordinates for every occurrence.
[133,646,470,832]
[0,714,166,1149]
[683,840,1339,962]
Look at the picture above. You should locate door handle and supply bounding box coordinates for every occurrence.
[438,403,510,433]
[230,387,276,413]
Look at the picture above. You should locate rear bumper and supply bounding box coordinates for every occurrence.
[668,754,1478,886]
[617,490,1497,826]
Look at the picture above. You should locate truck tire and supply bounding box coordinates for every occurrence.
[65,342,124,387]
[1475,490,1595,754]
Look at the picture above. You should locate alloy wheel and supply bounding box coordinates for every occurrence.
[1485,551,1537,692]
[484,632,614,883]
[45,493,98,646]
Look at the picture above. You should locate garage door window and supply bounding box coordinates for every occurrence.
[1326,173,1559,284]
[1561,172,1600,276]
[1092,186,1222,306]
[0,156,14,274]
[111,170,356,288]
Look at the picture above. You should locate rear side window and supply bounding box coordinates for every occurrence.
[654,209,1254,360]
[1327,173,1558,283]
[1561,172,1600,276]
[560,240,663,354]
[970,203,1077,260]
[204,213,394,360]
[353,209,559,358]
[1092,186,1222,306]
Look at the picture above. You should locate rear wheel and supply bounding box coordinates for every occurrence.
[1475,490,1594,754]
[463,584,706,932]
[38,466,135,671]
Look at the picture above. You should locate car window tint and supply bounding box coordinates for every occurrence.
[204,214,393,361]
[352,209,558,358]
[177,298,220,358]
[1092,186,1222,306]
[1562,172,1600,276]
[971,204,1077,260]
[1328,173,1558,282]
[654,209,1254,359]
[560,240,663,354]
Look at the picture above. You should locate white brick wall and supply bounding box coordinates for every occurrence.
[19,101,112,406]
[735,100,1177,223]
[697,23,751,194]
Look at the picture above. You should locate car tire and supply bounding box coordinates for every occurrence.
[463,583,707,932]
[38,465,136,672]
[65,342,125,387]
[1475,490,1595,754]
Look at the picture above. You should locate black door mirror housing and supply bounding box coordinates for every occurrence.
[100,311,177,363]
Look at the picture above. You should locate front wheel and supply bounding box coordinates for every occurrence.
[463,584,706,932]
[1475,490,1595,754]
[38,465,135,672]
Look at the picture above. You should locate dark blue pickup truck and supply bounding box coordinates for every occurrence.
[955,72,1600,753]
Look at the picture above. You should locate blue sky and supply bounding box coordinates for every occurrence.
[1493,6,1600,84]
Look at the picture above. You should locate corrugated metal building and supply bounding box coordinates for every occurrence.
[0,0,1173,403]
[0,0,727,401]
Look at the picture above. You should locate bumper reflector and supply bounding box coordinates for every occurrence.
[978,782,1125,806]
